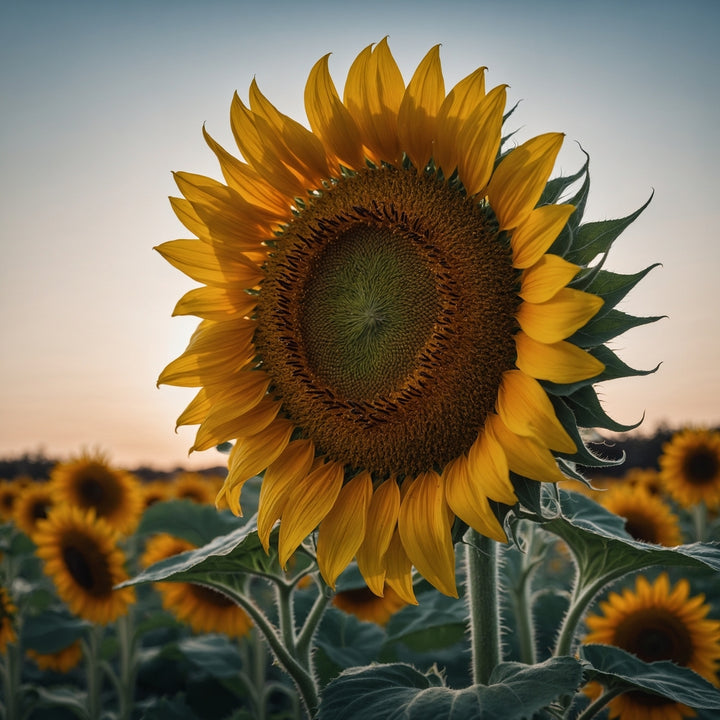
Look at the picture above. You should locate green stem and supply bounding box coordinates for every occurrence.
[252,628,268,720]
[693,503,707,543]
[275,581,297,656]
[296,577,333,663]
[84,625,104,720]
[1,640,20,720]
[465,529,501,685]
[574,687,625,720]
[116,613,137,720]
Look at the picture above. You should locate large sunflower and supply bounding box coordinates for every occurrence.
[34,506,136,624]
[157,40,645,602]
[659,428,720,509]
[141,533,252,638]
[50,452,144,535]
[584,573,720,720]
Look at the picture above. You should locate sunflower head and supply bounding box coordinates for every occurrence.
[332,583,406,627]
[660,428,720,509]
[0,480,21,522]
[13,482,55,539]
[584,573,720,720]
[50,452,144,535]
[26,639,83,673]
[158,40,654,600]
[171,471,220,505]
[34,505,136,625]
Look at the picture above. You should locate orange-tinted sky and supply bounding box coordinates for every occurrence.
[1,0,719,472]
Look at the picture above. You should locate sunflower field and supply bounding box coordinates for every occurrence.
[3,39,720,720]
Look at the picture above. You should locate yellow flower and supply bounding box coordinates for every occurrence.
[157,40,648,602]
[26,639,83,673]
[0,480,21,522]
[141,533,252,638]
[50,451,144,535]
[584,573,720,720]
[171,471,220,504]
[34,506,136,625]
[13,482,55,539]
[333,583,406,626]
[140,479,174,509]
[0,586,17,653]
[659,428,720,509]
[599,484,682,547]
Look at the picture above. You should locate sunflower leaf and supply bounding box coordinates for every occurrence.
[21,609,89,654]
[26,687,91,719]
[316,657,583,720]
[566,193,653,266]
[571,309,665,347]
[581,644,720,709]
[564,385,644,433]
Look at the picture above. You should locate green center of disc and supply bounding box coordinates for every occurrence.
[300,225,438,401]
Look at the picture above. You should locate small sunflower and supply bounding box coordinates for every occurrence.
[625,467,665,496]
[0,480,21,522]
[659,429,720,509]
[13,482,55,539]
[158,40,651,601]
[599,484,682,547]
[34,506,136,624]
[141,533,252,638]
[333,583,406,626]
[26,639,83,673]
[140,479,174,508]
[0,586,17,652]
[584,573,720,720]
[50,452,144,535]
[171,471,218,504]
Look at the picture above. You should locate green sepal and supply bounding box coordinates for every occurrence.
[571,263,661,309]
[564,385,644,433]
[539,150,589,211]
[316,657,583,720]
[571,308,665,347]
[581,644,720,710]
[566,192,653,266]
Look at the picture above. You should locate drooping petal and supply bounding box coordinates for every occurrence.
[384,529,417,605]
[489,414,568,484]
[257,439,315,551]
[398,471,457,598]
[467,426,517,505]
[487,133,564,231]
[172,286,257,320]
[509,203,575,269]
[305,54,364,170]
[517,288,604,344]
[443,455,507,542]
[397,45,445,169]
[497,370,576,453]
[278,460,344,567]
[317,471,373,588]
[515,331,605,383]
[519,254,580,304]
[356,478,401,596]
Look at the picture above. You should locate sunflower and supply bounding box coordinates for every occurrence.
[26,639,83,673]
[0,480,21,522]
[599,484,682,547]
[583,573,720,720]
[140,479,174,508]
[333,583,406,626]
[141,533,252,638]
[13,482,55,539]
[625,467,665,497]
[50,452,144,535]
[659,429,720,509]
[171,471,218,504]
[0,586,17,652]
[157,40,652,602]
[34,506,136,624]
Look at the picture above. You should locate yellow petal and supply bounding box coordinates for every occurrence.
[435,66,487,174]
[384,529,417,605]
[356,478,401,597]
[305,54,364,170]
[176,388,211,429]
[172,286,257,320]
[488,133,564,231]
[368,37,404,163]
[497,370,576,453]
[398,472,457,598]
[509,203,574,269]
[456,84,507,196]
[519,254,580,303]
[443,455,507,542]
[515,331,605,383]
[467,427,517,505]
[489,414,567,484]
[169,196,209,240]
[397,45,445,169]
[317,471,373,588]
[257,439,315,551]
[517,288,604,343]
[278,460,344,567]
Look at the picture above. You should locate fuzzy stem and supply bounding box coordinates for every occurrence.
[116,612,137,720]
[465,529,501,685]
[84,625,104,720]
[574,687,625,720]
[296,576,333,663]
[693,503,707,542]
[1,640,20,720]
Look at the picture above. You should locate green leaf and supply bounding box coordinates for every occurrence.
[582,644,720,709]
[567,193,653,266]
[175,635,244,678]
[316,657,583,720]
[22,610,89,654]
[571,308,664,347]
[28,687,90,720]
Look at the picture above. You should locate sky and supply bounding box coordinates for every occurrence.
[1,0,719,472]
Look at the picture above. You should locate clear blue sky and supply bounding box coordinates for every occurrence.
[1,0,718,470]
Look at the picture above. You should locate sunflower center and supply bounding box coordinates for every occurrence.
[683,448,719,485]
[190,584,236,607]
[614,608,693,666]
[76,466,123,517]
[62,534,114,596]
[623,513,659,544]
[257,166,519,477]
